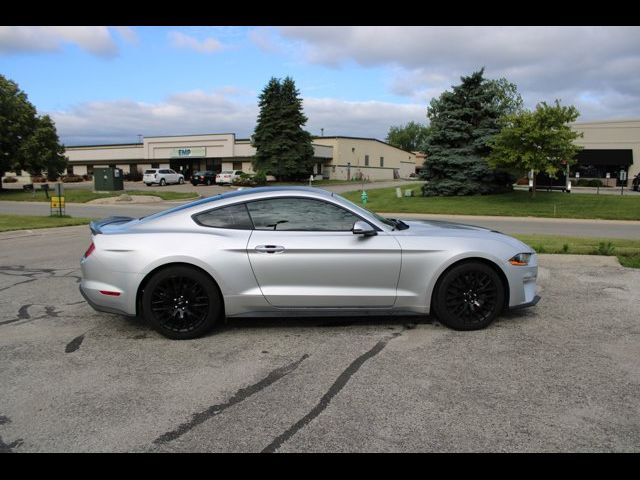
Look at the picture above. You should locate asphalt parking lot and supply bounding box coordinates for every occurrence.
[0,225,639,452]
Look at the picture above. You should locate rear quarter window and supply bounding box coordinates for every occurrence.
[193,203,254,230]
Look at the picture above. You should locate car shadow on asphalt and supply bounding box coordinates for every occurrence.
[115,310,535,339]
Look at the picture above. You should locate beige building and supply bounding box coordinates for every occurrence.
[571,119,640,186]
[3,133,415,182]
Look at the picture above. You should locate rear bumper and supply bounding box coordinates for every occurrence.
[79,284,134,317]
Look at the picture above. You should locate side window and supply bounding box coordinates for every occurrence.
[246,198,360,231]
[193,203,253,230]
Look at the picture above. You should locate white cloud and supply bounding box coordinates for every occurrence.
[275,26,640,120]
[168,31,223,54]
[49,90,425,145]
[0,26,119,57]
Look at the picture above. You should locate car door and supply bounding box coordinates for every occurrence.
[246,196,401,308]
[168,169,178,183]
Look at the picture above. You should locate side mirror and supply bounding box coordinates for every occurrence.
[352,220,377,236]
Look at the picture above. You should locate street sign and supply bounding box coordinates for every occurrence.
[620,170,627,181]
[51,196,65,208]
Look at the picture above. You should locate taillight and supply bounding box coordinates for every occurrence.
[84,242,95,259]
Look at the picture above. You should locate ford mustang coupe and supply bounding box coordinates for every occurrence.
[80,187,540,339]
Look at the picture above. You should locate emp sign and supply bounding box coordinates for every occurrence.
[178,148,191,157]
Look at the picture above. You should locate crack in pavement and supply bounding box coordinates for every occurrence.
[262,332,402,453]
[0,416,22,453]
[0,265,81,293]
[0,304,62,327]
[65,334,85,353]
[0,436,23,453]
[153,354,310,445]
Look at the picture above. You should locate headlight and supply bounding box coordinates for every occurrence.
[509,253,532,266]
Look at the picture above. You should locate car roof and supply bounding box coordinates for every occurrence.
[139,186,335,222]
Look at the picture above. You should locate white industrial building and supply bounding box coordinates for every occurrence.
[60,133,417,182]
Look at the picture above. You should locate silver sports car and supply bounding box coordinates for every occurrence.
[80,186,540,339]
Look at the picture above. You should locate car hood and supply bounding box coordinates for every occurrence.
[396,219,534,252]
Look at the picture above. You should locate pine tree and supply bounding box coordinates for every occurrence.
[252,77,314,180]
[421,69,516,196]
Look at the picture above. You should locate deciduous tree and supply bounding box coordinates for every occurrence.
[488,100,582,197]
[385,121,429,152]
[0,74,67,188]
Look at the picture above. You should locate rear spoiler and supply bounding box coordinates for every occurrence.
[89,216,135,235]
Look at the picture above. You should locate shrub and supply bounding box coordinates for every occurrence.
[2,176,18,183]
[232,171,268,187]
[595,242,615,256]
[61,175,84,183]
[82,174,93,181]
[233,173,257,187]
[576,178,603,187]
[562,243,570,253]
[253,171,267,186]
[31,176,48,183]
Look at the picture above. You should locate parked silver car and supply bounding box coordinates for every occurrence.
[80,187,540,339]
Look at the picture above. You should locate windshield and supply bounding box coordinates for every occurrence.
[144,169,157,174]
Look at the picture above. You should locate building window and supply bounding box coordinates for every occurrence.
[15,168,22,176]
[151,162,159,169]
[365,155,369,166]
[67,166,74,175]
[87,165,94,175]
[380,156,384,167]
[233,161,243,171]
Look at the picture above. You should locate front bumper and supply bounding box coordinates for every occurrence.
[508,294,541,311]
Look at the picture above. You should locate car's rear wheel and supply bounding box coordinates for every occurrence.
[206,179,211,186]
[432,261,505,331]
[145,183,152,187]
[142,266,222,339]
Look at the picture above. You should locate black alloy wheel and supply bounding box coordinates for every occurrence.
[142,266,221,339]
[433,261,505,331]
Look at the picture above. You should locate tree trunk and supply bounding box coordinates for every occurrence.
[531,173,537,198]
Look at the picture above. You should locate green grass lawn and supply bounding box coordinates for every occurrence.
[512,234,640,269]
[0,214,91,232]
[342,183,640,221]
[0,189,198,203]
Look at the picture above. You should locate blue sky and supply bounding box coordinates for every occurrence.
[2,26,639,146]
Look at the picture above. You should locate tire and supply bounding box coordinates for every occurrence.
[432,261,505,331]
[206,179,211,186]
[160,178,166,186]
[145,183,152,187]
[178,177,184,184]
[142,265,222,340]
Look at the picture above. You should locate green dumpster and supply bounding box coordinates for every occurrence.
[94,167,124,191]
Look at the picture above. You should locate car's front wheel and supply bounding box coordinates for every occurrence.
[178,177,184,184]
[432,261,505,331]
[142,266,222,339]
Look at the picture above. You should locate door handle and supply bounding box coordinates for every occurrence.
[255,245,285,254]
